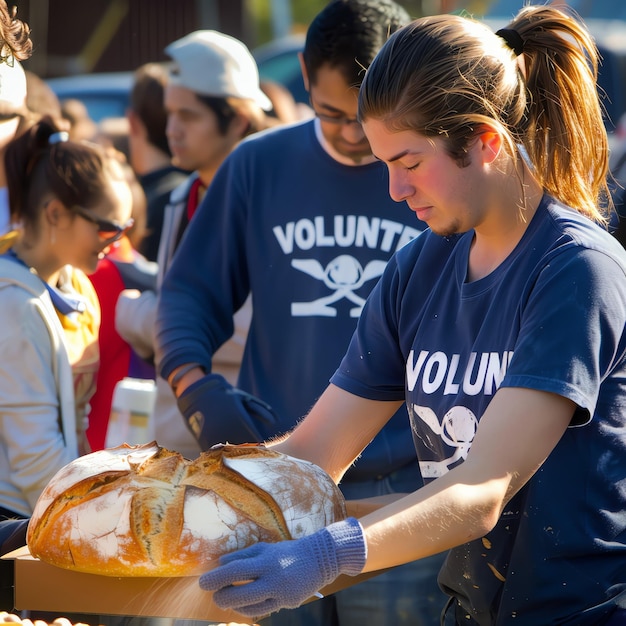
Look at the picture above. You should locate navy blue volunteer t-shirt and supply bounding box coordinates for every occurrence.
[332,195,626,625]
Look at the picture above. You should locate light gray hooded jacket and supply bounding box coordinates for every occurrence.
[0,257,79,516]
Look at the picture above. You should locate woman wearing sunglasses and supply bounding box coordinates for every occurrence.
[0,116,133,521]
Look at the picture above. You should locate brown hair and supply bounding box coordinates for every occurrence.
[5,116,122,229]
[130,62,171,155]
[358,6,610,222]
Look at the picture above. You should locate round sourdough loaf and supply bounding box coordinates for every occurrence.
[26,442,346,577]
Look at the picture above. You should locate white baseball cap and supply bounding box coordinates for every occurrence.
[165,30,272,111]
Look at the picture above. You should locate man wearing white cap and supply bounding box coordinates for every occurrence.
[115,29,272,460]
[163,29,271,183]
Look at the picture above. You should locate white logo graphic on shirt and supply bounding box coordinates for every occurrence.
[406,349,513,479]
[291,255,387,317]
[273,215,422,319]
[412,404,478,478]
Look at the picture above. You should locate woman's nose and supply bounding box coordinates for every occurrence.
[388,170,412,203]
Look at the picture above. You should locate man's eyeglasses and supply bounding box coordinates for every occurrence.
[73,206,134,246]
[309,98,361,127]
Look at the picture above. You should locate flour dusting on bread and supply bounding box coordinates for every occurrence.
[26,442,346,577]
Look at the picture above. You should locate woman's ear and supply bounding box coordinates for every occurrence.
[44,198,62,226]
[478,129,502,164]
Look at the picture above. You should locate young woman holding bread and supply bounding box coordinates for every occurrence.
[0,116,133,521]
[198,6,626,625]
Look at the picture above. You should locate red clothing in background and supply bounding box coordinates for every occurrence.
[88,240,156,450]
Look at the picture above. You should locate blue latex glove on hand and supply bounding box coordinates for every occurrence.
[177,373,280,449]
[199,517,367,618]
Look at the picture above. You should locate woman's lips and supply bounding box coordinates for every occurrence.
[411,205,433,221]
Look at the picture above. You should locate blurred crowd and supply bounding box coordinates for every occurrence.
[0,1,312,619]
[0,13,315,463]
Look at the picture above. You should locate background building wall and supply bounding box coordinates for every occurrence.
[15,0,246,78]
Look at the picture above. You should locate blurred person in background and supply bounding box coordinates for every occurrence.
[0,1,93,484]
[260,78,312,126]
[0,118,132,614]
[0,0,31,238]
[24,70,62,122]
[155,1,446,624]
[94,116,131,163]
[0,3,36,608]
[611,186,626,247]
[106,149,149,252]
[126,62,189,262]
[610,111,626,248]
[116,29,274,460]
[0,115,132,519]
[87,148,157,451]
[61,98,98,143]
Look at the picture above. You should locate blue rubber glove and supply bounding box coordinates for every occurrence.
[177,373,280,449]
[199,517,367,618]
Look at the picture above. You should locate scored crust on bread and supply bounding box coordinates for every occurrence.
[26,442,347,577]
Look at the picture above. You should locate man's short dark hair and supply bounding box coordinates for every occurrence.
[302,0,411,88]
[130,62,171,155]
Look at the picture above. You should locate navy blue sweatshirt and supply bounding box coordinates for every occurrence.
[155,119,426,482]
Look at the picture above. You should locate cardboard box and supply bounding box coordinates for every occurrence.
[3,546,384,623]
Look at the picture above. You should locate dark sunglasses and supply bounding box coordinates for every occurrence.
[73,206,134,246]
